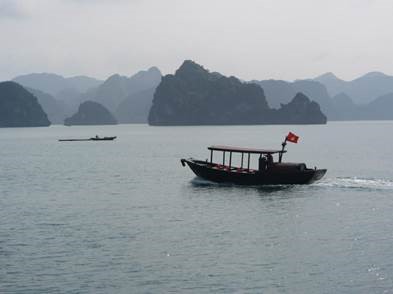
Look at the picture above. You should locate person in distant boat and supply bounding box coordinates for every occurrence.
[95,135,99,139]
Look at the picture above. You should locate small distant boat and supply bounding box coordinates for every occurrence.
[58,136,117,142]
[89,136,117,141]
[181,132,326,185]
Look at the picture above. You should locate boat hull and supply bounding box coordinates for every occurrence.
[90,136,117,141]
[59,136,117,142]
[181,159,326,185]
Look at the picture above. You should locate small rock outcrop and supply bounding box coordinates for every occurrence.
[272,93,327,124]
[0,81,50,127]
[64,101,117,126]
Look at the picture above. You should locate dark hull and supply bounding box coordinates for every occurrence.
[182,159,326,185]
[59,139,91,142]
[59,136,116,142]
[90,136,117,141]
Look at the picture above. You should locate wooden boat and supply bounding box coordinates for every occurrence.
[89,136,117,141]
[181,133,326,185]
[59,136,116,142]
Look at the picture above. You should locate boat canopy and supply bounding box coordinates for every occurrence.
[208,145,286,154]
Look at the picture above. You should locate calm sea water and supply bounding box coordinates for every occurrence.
[1,122,393,293]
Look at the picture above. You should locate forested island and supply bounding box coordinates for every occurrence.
[148,61,327,125]
[64,101,118,126]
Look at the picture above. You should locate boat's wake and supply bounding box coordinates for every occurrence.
[313,177,393,191]
[191,176,393,192]
[190,177,218,186]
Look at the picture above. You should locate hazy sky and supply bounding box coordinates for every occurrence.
[1,0,392,81]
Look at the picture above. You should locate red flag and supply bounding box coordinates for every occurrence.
[286,132,299,143]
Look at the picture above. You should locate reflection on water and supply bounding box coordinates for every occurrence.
[190,177,295,194]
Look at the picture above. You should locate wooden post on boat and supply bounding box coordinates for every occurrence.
[241,153,244,168]
[229,152,232,168]
[210,150,213,163]
[279,137,287,163]
[247,153,250,170]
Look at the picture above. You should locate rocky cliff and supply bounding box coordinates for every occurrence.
[272,93,327,124]
[148,61,327,125]
[0,82,50,127]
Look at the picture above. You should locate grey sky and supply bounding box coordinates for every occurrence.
[1,0,392,81]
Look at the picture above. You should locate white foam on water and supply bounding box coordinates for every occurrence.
[190,176,393,192]
[313,177,393,191]
[190,177,219,186]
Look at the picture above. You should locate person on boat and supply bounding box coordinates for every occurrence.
[95,135,99,139]
[259,155,267,171]
[266,153,274,167]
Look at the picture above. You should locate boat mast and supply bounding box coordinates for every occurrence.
[279,137,287,163]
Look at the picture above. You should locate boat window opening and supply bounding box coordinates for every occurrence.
[233,152,248,170]
[208,148,278,171]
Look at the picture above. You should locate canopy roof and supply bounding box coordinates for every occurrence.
[208,145,286,154]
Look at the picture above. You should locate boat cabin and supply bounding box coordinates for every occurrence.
[207,145,287,173]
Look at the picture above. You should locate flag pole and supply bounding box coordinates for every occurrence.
[279,136,287,163]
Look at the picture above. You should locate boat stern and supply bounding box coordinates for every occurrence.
[309,168,327,183]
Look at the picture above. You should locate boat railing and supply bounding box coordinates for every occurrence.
[211,162,257,173]
[207,146,285,171]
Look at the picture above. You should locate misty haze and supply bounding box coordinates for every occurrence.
[1,0,393,293]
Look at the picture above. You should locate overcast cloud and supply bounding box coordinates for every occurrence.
[0,0,25,18]
[1,0,392,81]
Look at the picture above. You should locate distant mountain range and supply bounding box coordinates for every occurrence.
[253,71,393,121]
[12,67,162,124]
[25,87,67,124]
[313,71,393,104]
[116,87,156,123]
[2,66,393,127]
[251,79,334,118]
[315,71,393,120]
[13,73,102,97]
[330,92,393,120]
[80,67,161,116]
